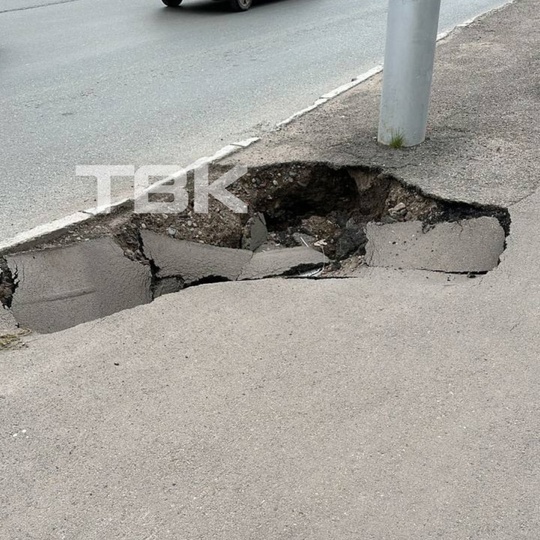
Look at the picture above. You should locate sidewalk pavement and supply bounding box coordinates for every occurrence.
[1,0,539,538]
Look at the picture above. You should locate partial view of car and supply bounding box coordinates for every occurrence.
[162,0,253,11]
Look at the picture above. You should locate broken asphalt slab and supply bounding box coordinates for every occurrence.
[4,233,331,333]
[365,216,506,273]
[142,230,252,284]
[239,246,329,280]
[7,238,152,334]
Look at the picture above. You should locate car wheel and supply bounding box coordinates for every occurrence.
[229,0,252,11]
[162,0,182,6]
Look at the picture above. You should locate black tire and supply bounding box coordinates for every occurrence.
[162,0,182,6]
[229,0,252,11]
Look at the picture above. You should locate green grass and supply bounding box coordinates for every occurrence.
[389,131,405,149]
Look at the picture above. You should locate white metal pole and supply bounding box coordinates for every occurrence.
[378,0,442,147]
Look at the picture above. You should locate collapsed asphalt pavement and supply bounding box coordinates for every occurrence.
[0,163,509,334]
[1,0,539,538]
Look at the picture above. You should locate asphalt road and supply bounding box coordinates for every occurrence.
[1,0,508,241]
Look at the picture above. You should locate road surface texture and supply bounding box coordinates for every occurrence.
[1,0,508,242]
[1,0,539,538]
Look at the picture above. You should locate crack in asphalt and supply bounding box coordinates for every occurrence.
[0,0,81,15]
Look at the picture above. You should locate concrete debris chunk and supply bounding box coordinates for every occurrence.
[7,238,152,334]
[335,227,367,260]
[365,217,505,273]
[142,231,252,284]
[242,213,268,252]
[239,246,329,280]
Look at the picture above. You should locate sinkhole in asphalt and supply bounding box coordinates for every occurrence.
[0,162,510,335]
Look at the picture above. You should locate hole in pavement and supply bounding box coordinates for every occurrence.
[0,162,510,334]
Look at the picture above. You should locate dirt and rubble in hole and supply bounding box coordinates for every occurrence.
[0,162,510,276]
[226,163,449,261]
[0,258,17,309]
[5,194,247,264]
[0,259,30,349]
[223,162,510,276]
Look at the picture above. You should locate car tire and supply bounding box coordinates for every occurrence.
[229,0,252,11]
[162,0,183,6]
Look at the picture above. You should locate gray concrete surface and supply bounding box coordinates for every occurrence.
[1,1,539,538]
[239,246,328,280]
[1,191,539,538]
[0,0,509,242]
[365,217,505,273]
[7,238,152,333]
